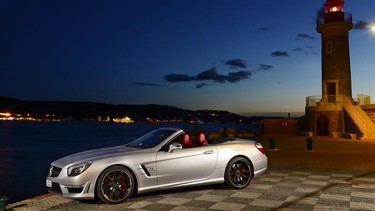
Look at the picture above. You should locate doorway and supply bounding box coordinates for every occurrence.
[327,82,336,103]
[317,115,329,136]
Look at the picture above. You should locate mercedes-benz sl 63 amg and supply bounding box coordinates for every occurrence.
[46,128,268,204]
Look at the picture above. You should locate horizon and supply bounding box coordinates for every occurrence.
[1,95,304,118]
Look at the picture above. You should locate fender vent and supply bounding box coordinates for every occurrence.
[141,165,151,177]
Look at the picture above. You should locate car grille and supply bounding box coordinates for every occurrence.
[48,182,62,194]
[48,165,62,177]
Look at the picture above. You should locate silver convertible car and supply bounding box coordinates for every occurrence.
[46,128,268,204]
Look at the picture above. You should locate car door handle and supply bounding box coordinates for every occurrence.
[203,150,213,155]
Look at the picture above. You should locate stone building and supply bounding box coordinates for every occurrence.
[305,0,375,139]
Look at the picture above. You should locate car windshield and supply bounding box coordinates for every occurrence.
[126,129,177,148]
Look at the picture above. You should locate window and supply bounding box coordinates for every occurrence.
[326,41,333,54]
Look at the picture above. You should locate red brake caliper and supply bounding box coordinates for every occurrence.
[120,175,127,192]
[240,167,246,175]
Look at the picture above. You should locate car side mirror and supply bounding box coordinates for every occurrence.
[168,142,182,153]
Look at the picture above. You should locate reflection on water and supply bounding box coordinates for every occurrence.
[0,123,12,194]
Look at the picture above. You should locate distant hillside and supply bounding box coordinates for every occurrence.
[0,96,252,123]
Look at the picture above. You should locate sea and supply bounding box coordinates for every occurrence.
[0,121,261,203]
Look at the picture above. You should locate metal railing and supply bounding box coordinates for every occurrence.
[316,12,352,26]
[306,94,371,107]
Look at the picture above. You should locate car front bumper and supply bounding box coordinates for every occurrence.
[46,178,95,200]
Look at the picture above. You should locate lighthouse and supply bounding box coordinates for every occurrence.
[304,0,375,139]
[317,0,353,104]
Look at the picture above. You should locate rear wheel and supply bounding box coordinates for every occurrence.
[96,166,135,204]
[225,157,253,189]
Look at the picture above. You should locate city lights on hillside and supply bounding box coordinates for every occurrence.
[0,112,14,120]
[0,112,137,123]
[0,112,36,121]
[112,116,134,123]
[0,112,11,117]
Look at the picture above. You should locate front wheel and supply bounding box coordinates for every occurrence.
[96,166,135,204]
[225,157,253,189]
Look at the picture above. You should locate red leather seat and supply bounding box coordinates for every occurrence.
[179,134,192,148]
[196,133,208,146]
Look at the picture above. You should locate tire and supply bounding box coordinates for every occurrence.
[96,166,135,204]
[224,157,253,189]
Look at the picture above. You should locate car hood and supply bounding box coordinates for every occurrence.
[52,145,143,167]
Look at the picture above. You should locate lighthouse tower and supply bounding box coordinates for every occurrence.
[304,0,375,139]
[317,0,353,104]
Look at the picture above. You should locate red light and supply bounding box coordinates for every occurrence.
[255,142,265,154]
[280,121,288,128]
[324,0,344,13]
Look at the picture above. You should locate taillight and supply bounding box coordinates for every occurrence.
[255,142,265,154]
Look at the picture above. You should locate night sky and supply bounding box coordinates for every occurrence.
[1,0,374,116]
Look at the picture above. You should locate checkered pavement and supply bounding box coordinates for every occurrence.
[43,170,375,211]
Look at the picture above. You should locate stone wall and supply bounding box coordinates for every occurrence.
[304,106,368,137]
[263,119,300,136]
[305,106,344,136]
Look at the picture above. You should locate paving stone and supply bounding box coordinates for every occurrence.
[7,170,375,211]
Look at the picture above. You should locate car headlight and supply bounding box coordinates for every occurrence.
[67,162,93,177]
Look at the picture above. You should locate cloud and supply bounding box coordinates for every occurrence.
[195,68,251,83]
[257,27,270,32]
[196,83,208,89]
[225,59,247,68]
[270,51,289,57]
[164,67,251,84]
[353,20,368,30]
[133,82,159,86]
[293,46,318,55]
[164,74,193,82]
[258,64,273,71]
[293,47,303,52]
[296,33,314,40]
[196,68,222,81]
[227,71,252,83]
